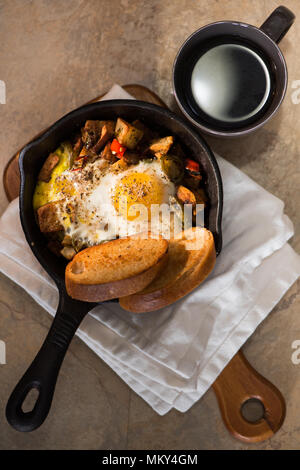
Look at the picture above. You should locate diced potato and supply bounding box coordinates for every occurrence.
[93,121,115,153]
[115,118,144,149]
[60,246,76,260]
[81,120,102,148]
[176,186,206,224]
[176,185,196,207]
[149,136,174,159]
[37,201,64,233]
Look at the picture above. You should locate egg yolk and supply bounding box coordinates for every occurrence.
[113,172,164,221]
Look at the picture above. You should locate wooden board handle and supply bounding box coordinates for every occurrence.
[212,351,286,443]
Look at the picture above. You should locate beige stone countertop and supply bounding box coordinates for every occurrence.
[0,0,299,450]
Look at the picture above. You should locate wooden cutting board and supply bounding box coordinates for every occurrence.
[3,84,286,443]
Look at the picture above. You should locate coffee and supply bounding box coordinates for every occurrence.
[190,43,272,124]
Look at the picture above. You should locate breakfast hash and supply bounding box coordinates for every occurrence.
[33,117,208,261]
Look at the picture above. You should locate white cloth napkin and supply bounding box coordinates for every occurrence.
[0,84,299,415]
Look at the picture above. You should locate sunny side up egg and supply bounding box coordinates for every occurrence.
[56,159,177,246]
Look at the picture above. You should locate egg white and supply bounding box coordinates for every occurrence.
[55,159,179,246]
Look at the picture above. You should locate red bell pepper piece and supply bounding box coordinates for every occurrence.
[185,159,200,173]
[111,139,126,159]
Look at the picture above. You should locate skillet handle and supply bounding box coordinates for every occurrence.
[6,292,92,432]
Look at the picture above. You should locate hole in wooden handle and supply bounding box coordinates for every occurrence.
[241,398,265,424]
[212,351,286,443]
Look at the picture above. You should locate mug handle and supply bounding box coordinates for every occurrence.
[260,6,295,44]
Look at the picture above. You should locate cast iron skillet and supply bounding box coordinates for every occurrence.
[6,100,223,432]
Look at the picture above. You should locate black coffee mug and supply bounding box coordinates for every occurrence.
[173,6,295,137]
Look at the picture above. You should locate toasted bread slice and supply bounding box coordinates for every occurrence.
[119,227,216,313]
[65,233,169,302]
